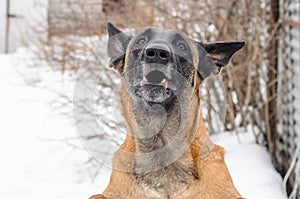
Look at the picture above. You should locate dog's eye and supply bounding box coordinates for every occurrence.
[178,42,187,51]
[136,38,147,45]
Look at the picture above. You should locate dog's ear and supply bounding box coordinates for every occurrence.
[197,41,245,80]
[107,22,131,74]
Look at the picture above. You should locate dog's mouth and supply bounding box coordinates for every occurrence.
[134,70,175,103]
[141,71,169,89]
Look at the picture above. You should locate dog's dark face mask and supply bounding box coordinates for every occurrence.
[107,23,245,106]
[125,28,196,105]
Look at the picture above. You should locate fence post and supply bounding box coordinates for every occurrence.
[4,0,10,53]
[266,0,279,164]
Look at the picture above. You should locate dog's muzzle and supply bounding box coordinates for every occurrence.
[131,42,178,104]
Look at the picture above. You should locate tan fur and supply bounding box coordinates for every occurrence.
[93,90,241,198]
[91,34,242,199]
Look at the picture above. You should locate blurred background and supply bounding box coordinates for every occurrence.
[0,0,299,198]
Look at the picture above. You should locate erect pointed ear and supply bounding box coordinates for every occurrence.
[107,22,131,74]
[197,41,246,80]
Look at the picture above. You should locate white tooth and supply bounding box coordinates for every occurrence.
[143,76,148,82]
[161,79,168,89]
[140,76,148,86]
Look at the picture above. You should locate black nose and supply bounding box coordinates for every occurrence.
[145,44,170,64]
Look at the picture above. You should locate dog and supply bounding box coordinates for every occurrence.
[89,22,245,199]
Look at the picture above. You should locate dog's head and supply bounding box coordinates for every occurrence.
[107,22,245,107]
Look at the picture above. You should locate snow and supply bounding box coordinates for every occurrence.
[0,49,110,199]
[0,48,287,199]
[213,132,287,199]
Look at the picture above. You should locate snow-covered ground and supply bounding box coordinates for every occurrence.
[214,132,287,199]
[0,48,287,199]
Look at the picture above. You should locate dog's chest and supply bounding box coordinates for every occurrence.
[134,161,196,197]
